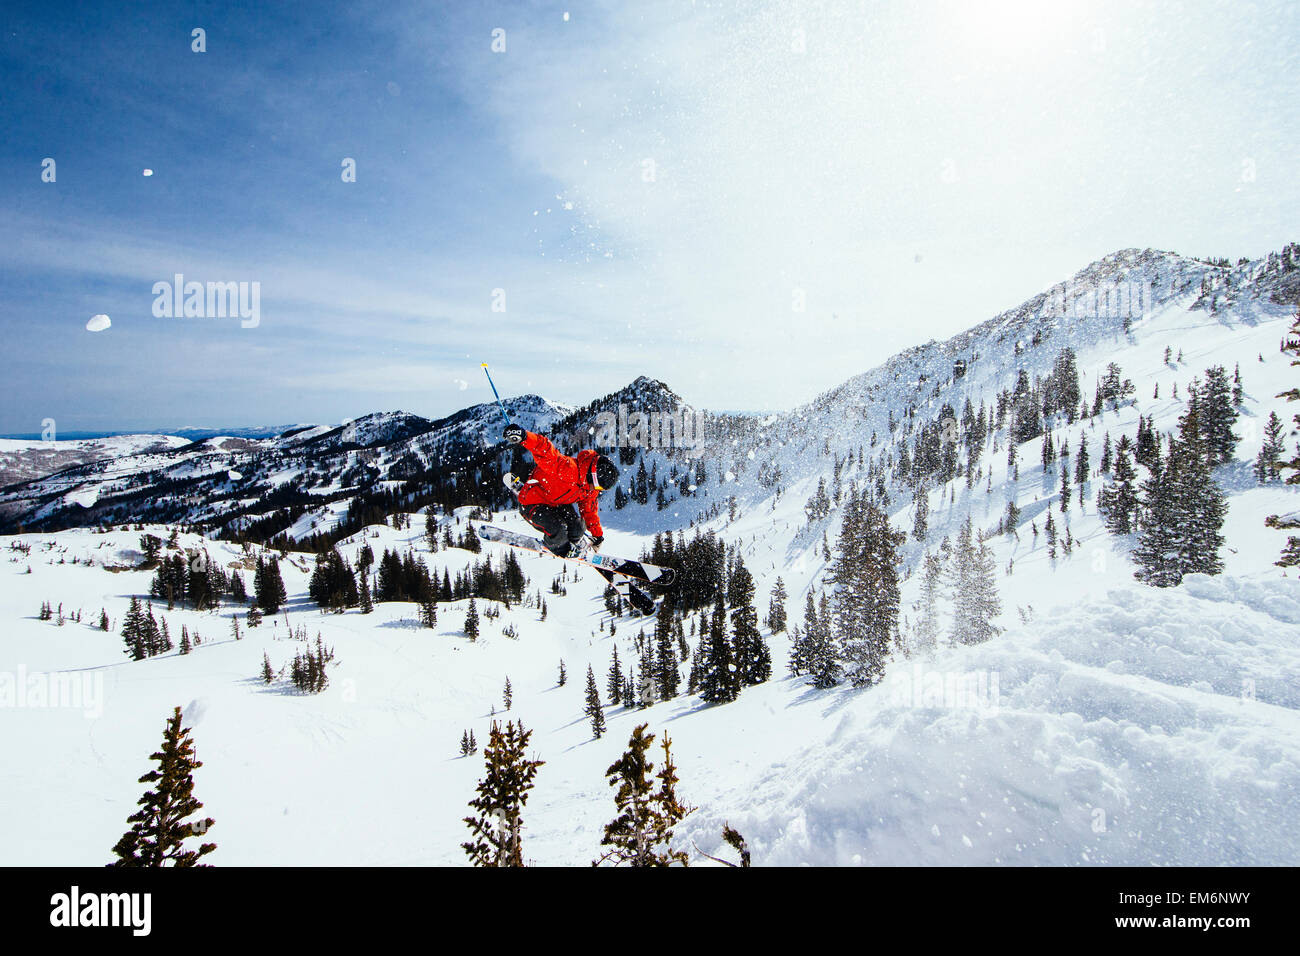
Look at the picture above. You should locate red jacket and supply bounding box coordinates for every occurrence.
[517,431,604,537]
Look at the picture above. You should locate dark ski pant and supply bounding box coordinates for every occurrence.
[521,503,585,556]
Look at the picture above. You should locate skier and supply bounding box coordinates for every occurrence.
[502,423,619,559]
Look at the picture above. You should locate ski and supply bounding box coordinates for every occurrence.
[477,524,676,587]
[601,569,658,616]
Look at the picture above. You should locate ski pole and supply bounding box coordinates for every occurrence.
[481,363,512,424]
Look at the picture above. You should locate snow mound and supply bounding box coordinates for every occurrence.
[683,576,1300,866]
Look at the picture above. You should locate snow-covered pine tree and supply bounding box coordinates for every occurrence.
[809,593,838,687]
[654,600,680,700]
[464,598,479,640]
[585,665,605,739]
[728,561,769,687]
[1199,365,1239,465]
[912,483,929,540]
[109,706,216,867]
[697,592,738,703]
[1075,435,1090,497]
[789,591,817,676]
[594,724,693,867]
[419,592,438,629]
[1133,437,1228,586]
[767,577,788,633]
[831,487,904,687]
[637,638,657,708]
[359,574,373,613]
[607,646,623,705]
[255,556,287,615]
[913,551,943,655]
[461,721,543,867]
[1255,411,1284,483]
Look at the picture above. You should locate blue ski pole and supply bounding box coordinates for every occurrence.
[481,363,512,424]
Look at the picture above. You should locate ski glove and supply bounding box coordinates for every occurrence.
[503,424,525,444]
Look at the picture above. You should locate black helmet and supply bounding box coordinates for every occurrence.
[591,455,619,491]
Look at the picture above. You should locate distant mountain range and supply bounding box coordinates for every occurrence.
[1,242,1296,541]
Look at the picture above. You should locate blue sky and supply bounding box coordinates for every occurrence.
[2,0,1298,433]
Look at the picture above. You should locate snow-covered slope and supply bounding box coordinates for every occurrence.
[3,242,1299,866]
[0,434,191,490]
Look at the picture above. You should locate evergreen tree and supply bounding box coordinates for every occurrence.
[594,724,693,867]
[767,577,788,633]
[557,659,567,687]
[1101,440,1140,536]
[1199,365,1239,465]
[503,676,512,711]
[911,484,929,540]
[255,556,287,615]
[121,597,147,661]
[654,600,680,700]
[637,637,657,708]
[464,598,480,640]
[1133,439,1228,587]
[419,592,438,629]
[109,707,216,867]
[789,592,817,676]
[359,573,374,614]
[607,646,623,706]
[697,592,738,703]
[1255,411,1285,483]
[1075,435,1090,491]
[831,489,904,687]
[913,551,943,654]
[585,665,605,739]
[950,519,1002,645]
[727,561,768,687]
[461,721,543,867]
[260,653,274,684]
[809,593,838,688]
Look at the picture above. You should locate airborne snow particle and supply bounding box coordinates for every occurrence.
[454,378,468,391]
[67,486,99,507]
[86,314,111,332]
[228,470,243,481]
[563,11,570,21]
[142,169,153,176]
[386,81,400,96]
